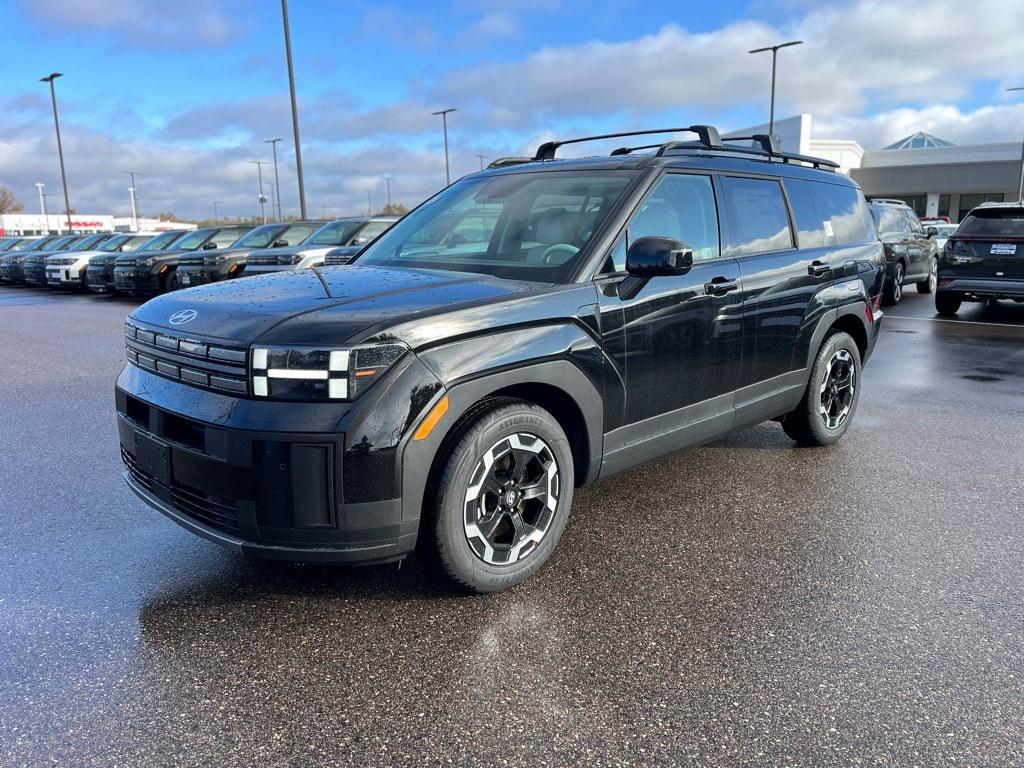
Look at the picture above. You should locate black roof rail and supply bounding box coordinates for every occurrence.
[534,125,721,161]
[486,156,533,169]
[717,134,840,171]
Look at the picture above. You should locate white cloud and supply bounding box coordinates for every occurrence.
[19,0,245,49]
[815,103,1024,149]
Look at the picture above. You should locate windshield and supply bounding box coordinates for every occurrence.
[99,235,132,252]
[232,224,287,248]
[355,171,634,282]
[307,220,367,246]
[137,230,185,252]
[69,234,109,251]
[956,209,1024,238]
[42,236,78,251]
[279,222,324,245]
[13,239,41,251]
[119,235,156,252]
[172,228,217,251]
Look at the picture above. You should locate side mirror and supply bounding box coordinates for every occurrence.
[272,239,289,248]
[201,241,218,250]
[926,226,939,238]
[447,233,469,246]
[626,236,693,276]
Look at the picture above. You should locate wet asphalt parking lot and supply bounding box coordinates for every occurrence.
[1,284,1022,767]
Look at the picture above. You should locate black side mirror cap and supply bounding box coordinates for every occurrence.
[272,239,289,248]
[626,236,694,276]
[201,241,218,250]
[926,226,938,237]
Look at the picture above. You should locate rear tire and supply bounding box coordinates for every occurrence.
[782,331,862,447]
[917,257,937,293]
[883,262,904,306]
[935,292,961,316]
[425,398,574,593]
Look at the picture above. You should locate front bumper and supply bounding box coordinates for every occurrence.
[86,264,116,292]
[114,266,162,293]
[23,265,49,286]
[115,371,420,565]
[176,265,233,287]
[46,265,84,287]
[937,276,1024,300]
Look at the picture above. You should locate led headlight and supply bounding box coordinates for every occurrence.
[250,342,407,401]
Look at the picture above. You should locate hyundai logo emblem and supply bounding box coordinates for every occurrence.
[169,309,198,326]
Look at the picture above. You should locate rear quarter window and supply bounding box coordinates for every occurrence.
[813,183,876,245]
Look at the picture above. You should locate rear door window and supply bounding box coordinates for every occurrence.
[722,177,794,256]
[811,183,876,245]
[782,179,824,249]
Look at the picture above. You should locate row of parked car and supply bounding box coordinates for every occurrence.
[0,215,399,296]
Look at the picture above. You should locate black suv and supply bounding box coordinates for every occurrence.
[0,235,81,284]
[115,127,884,592]
[87,230,187,294]
[867,199,939,305]
[936,202,1024,315]
[114,226,253,296]
[176,220,326,288]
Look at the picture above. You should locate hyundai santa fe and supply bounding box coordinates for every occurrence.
[114,126,884,593]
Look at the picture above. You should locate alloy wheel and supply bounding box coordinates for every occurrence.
[819,349,856,431]
[893,264,904,302]
[463,433,560,566]
[928,258,937,292]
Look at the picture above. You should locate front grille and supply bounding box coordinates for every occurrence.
[121,447,241,536]
[178,253,204,267]
[125,322,249,396]
[247,252,278,266]
[121,447,153,492]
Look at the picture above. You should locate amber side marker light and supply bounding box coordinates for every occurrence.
[414,396,449,441]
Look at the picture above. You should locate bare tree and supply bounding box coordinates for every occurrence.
[0,186,24,214]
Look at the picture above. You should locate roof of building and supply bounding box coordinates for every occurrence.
[883,131,955,150]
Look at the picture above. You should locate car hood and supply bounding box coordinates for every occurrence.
[248,244,335,259]
[128,265,548,346]
[116,247,187,264]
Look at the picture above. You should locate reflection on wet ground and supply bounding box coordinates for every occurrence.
[1,287,1022,766]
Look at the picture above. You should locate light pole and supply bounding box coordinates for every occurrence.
[265,138,284,220]
[432,108,457,185]
[1007,87,1024,202]
[40,73,73,233]
[251,161,268,223]
[475,154,486,171]
[280,0,307,218]
[35,182,47,221]
[382,174,392,209]
[748,40,803,140]
[124,171,140,231]
[213,200,221,223]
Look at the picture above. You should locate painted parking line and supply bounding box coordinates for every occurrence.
[886,314,1024,330]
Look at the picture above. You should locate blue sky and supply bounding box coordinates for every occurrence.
[2,0,1023,220]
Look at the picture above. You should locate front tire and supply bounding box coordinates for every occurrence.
[917,257,938,293]
[782,331,862,447]
[935,292,961,316]
[883,262,904,306]
[426,398,574,593]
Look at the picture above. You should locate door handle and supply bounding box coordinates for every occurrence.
[704,276,738,296]
[808,260,831,277]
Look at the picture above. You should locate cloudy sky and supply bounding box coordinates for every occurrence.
[2,0,1023,221]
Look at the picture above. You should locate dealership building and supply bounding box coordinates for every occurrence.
[729,114,1024,222]
[0,213,196,236]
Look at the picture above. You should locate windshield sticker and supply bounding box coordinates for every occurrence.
[990,243,1017,255]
